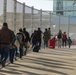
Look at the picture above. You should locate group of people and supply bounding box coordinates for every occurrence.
[57,29,72,48]
[0,23,45,67]
[31,28,51,49]
[31,28,42,49]
[0,22,72,68]
[0,22,30,67]
[32,28,72,49]
[43,28,51,48]
[31,28,72,49]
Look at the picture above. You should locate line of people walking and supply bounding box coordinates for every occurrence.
[0,23,44,67]
[0,22,73,68]
[0,22,31,67]
[31,28,52,49]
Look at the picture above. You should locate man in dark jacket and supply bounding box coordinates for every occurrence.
[37,28,42,49]
[31,30,38,47]
[23,28,30,55]
[0,22,14,67]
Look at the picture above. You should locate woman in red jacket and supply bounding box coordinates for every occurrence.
[62,32,67,47]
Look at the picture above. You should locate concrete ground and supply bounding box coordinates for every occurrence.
[0,46,76,75]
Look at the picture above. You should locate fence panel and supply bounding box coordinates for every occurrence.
[0,0,4,29]
[60,16,68,34]
[42,11,50,32]
[70,17,76,34]
[6,0,14,31]
[25,5,32,33]
[16,1,23,33]
[33,9,40,31]
[51,14,59,35]
[2,0,76,39]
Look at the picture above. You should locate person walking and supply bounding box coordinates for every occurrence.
[0,22,14,67]
[23,28,30,55]
[9,34,17,63]
[17,28,25,59]
[43,28,49,48]
[62,32,67,47]
[57,29,62,48]
[31,30,38,47]
[37,28,42,49]
[67,37,72,48]
[47,28,51,40]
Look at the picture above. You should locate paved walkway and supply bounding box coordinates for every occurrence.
[0,46,76,75]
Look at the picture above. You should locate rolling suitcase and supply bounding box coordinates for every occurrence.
[48,38,56,49]
[33,44,40,52]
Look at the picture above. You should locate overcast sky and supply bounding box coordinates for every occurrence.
[17,0,53,11]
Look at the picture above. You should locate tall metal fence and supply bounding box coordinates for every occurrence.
[0,0,76,38]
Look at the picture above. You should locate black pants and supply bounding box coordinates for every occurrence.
[38,38,41,49]
[62,40,67,47]
[19,45,23,58]
[0,46,9,67]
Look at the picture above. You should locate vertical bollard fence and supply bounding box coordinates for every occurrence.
[1,0,76,39]
[40,9,42,29]
[14,0,17,33]
[31,6,34,33]
[68,16,70,37]
[59,14,61,31]
[23,3,25,28]
[3,0,7,22]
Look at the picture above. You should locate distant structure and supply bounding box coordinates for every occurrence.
[53,0,76,16]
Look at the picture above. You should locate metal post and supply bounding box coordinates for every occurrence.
[49,11,51,28]
[3,0,7,22]
[14,0,17,33]
[40,9,42,29]
[49,11,52,39]
[31,6,34,33]
[68,16,70,37]
[59,14,61,31]
[23,3,25,28]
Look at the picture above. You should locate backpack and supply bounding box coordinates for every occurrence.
[14,35,20,48]
[17,32,26,44]
[57,33,62,39]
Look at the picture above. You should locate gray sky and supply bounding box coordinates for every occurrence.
[17,0,53,11]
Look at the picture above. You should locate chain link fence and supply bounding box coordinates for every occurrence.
[0,0,76,39]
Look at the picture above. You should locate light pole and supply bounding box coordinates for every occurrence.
[68,16,70,37]
[59,14,61,31]
[49,11,52,39]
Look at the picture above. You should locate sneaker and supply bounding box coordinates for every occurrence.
[14,57,17,61]
[1,60,5,67]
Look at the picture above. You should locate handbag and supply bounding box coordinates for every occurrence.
[25,41,32,48]
[14,39,20,48]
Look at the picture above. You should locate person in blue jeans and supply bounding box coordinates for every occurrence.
[17,28,25,59]
[43,28,50,48]
[0,46,9,64]
[9,45,16,63]
[9,34,19,63]
[0,23,14,67]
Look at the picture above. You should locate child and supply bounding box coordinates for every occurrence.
[67,37,72,48]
